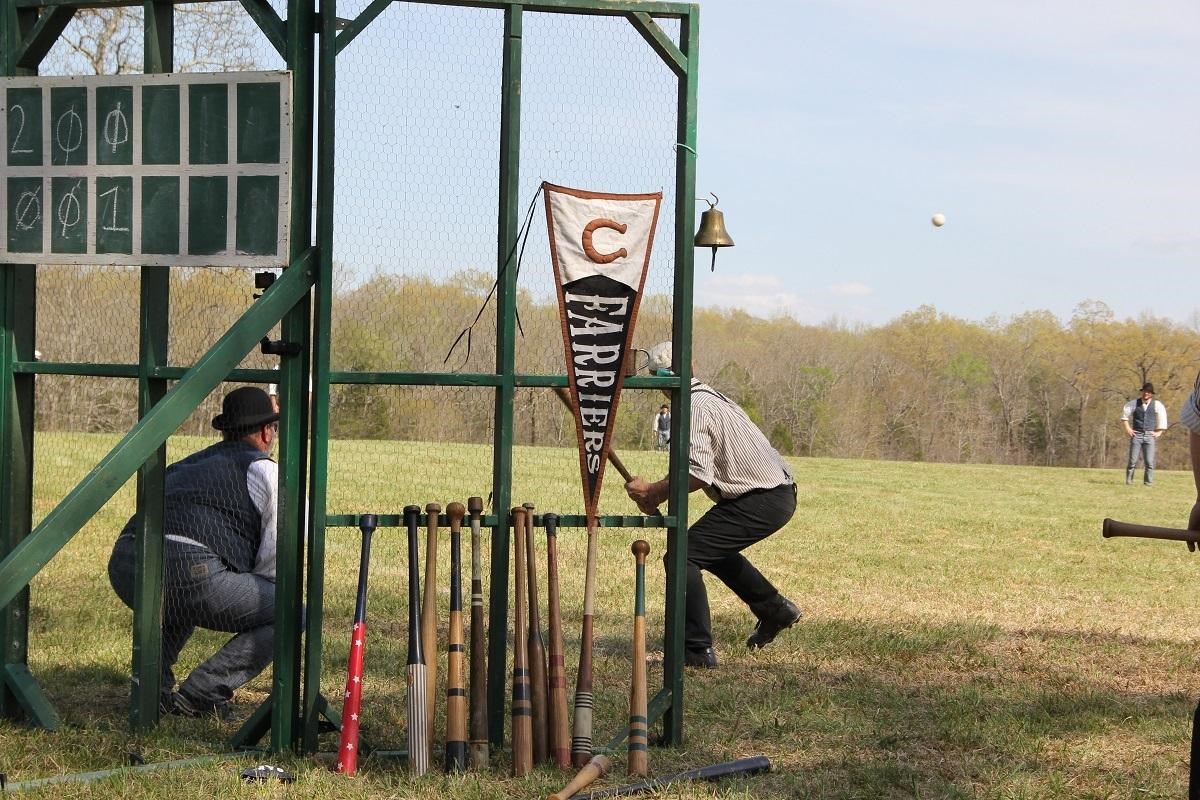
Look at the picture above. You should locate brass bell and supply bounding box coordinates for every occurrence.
[694,193,734,272]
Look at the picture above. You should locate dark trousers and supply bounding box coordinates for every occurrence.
[681,482,797,651]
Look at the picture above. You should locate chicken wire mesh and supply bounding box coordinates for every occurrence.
[25,13,290,725]
[29,375,285,723]
[328,2,680,480]
[9,0,690,744]
[314,3,685,753]
[331,3,503,375]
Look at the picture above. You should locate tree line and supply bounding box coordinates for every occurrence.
[32,267,1200,472]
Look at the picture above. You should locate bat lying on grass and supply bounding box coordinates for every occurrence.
[1102,518,1200,551]
[568,755,772,799]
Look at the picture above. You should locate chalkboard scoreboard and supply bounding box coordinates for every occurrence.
[1,70,291,267]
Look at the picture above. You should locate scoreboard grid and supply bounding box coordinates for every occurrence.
[1,70,292,267]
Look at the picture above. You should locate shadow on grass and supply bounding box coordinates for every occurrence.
[671,614,1196,798]
[7,611,1195,797]
[31,663,129,722]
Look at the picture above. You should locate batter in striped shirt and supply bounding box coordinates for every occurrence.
[625,377,801,668]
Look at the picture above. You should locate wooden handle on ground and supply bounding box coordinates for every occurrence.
[548,754,612,800]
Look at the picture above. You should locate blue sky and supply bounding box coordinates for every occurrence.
[692,1,1200,326]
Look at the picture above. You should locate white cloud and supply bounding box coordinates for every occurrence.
[829,281,873,297]
[1134,234,1200,254]
[695,274,805,318]
[694,273,876,324]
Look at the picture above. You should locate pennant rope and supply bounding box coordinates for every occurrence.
[444,185,544,371]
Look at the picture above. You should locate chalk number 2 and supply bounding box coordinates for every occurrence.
[9,104,34,154]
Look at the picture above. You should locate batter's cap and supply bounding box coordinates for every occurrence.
[646,341,673,376]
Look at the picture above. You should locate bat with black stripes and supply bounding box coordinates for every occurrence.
[467,495,489,768]
[572,521,598,767]
[445,501,467,772]
[627,540,650,777]
[511,506,533,776]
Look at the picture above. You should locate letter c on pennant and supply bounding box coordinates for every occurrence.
[581,218,629,264]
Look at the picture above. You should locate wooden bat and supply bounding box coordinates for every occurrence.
[548,754,612,800]
[544,512,572,769]
[445,502,467,772]
[333,513,376,776]
[404,505,430,776]
[511,506,533,777]
[572,522,599,767]
[1102,518,1200,550]
[422,502,441,746]
[627,540,650,777]
[570,755,772,799]
[524,502,550,765]
[467,495,489,769]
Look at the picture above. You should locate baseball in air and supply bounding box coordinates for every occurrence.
[931,213,946,227]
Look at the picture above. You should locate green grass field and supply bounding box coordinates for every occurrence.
[3,433,1199,798]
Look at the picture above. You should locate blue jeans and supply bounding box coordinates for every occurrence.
[108,534,275,708]
[678,482,797,651]
[1126,432,1157,485]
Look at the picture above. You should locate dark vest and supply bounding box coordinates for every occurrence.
[1133,400,1158,432]
[124,440,270,573]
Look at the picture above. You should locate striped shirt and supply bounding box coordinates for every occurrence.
[1182,371,1200,435]
[688,379,792,501]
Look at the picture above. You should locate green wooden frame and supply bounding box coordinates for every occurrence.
[0,0,699,757]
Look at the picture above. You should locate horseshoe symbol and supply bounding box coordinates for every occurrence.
[581,218,628,264]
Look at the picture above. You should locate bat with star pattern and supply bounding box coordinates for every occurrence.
[333,514,377,776]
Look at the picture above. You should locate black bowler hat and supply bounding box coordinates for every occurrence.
[212,386,279,431]
[1141,382,1155,394]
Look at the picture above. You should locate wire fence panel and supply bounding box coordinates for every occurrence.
[332,3,503,376]
[35,266,280,434]
[9,0,690,756]
[517,11,680,378]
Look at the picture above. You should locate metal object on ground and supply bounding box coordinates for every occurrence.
[240,764,294,783]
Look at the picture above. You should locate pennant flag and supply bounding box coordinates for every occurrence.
[543,182,662,522]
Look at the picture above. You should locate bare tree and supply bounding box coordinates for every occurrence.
[44,2,262,75]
